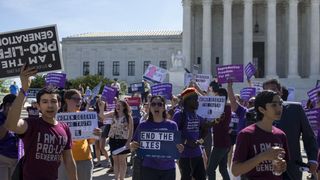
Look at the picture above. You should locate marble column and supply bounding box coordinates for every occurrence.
[310,0,320,78]
[266,0,278,78]
[182,0,192,71]
[202,0,213,74]
[288,0,300,78]
[223,0,233,65]
[243,0,253,67]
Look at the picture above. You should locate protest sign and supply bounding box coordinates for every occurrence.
[252,81,263,94]
[287,87,295,101]
[0,25,63,79]
[244,62,256,80]
[143,64,168,83]
[305,109,320,137]
[216,65,244,84]
[128,82,144,94]
[45,72,66,88]
[125,97,141,124]
[196,96,226,119]
[151,83,173,100]
[101,85,118,104]
[89,82,102,106]
[240,87,256,101]
[184,73,212,91]
[56,111,98,140]
[307,86,320,103]
[27,88,41,98]
[137,130,181,159]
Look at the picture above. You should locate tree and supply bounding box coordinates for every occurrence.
[69,75,111,93]
[30,75,46,88]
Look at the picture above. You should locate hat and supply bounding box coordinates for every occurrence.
[181,87,198,101]
[0,94,16,109]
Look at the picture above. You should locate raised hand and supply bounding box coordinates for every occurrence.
[20,64,37,91]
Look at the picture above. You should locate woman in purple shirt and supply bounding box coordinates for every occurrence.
[130,95,184,180]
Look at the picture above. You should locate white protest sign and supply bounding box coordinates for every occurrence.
[196,96,226,119]
[56,111,98,140]
[184,73,212,91]
[143,64,168,83]
[252,81,263,94]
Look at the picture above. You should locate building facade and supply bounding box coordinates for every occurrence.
[182,0,320,79]
[61,31,182,84]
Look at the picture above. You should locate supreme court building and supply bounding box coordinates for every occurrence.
[182,0,320,79]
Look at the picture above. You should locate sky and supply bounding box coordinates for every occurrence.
[0,0,183,38]
[1,0,183,85]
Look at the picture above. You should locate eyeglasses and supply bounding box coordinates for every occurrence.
[150,102,163,107]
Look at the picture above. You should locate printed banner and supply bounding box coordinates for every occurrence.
[137,130,181,159]
[184,73,212,91]
[45,72,66,88]
[307,86,320,103]
[27,88,41,98]
[143,64,168,83]
[125,97,141,124]
[0,25,63,79]
[101,85,118,104]
[240,87,256,101]
[151,83,173,100]
[244,62,256,80]
[196,96,226,119]
[305,108,320,137]
[56,111,99,140]
[216,65,244,84]
[128,82,144,94]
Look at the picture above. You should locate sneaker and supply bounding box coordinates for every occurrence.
[94,162,102,167]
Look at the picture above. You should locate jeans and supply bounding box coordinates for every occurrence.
[0,154,17,180]
[207,147,230,180]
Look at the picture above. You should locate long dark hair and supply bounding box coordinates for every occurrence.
[147,95,167,122]
[114,100,131,123]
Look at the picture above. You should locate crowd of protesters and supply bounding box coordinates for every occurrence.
[0,64,320,180]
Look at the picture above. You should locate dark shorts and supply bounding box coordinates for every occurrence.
[109,138,130,155]
[101,124,111,138]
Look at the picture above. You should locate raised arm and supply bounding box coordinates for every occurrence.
[97,99,114,120]
[227,80,239,112]
[4,65,37,134]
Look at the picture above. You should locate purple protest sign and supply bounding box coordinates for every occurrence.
[240,87,256,101]
[101,86,118,104]
[151,83,173,100]
[244,62,256,80]
[45,72,66,88]
[216,65,244,84]
[305,108,320,137]
[307,86,320,103]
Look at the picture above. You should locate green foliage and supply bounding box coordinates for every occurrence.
[119,81,128,95]
[30,75,46,88]
[0,80,9,93]
[69,75,111,93]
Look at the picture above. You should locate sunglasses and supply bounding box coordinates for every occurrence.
[150,102,163,107]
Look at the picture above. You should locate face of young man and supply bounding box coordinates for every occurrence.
[261,95,283,121]
[37,94,60,119]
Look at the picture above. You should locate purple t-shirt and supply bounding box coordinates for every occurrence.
[20,117,72,180]
[213,105,231,148]
[235,104,247,133]
[172,110,206,158]
[233,124,289,179]
[0,112,18,159]
[133,119,178,170]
